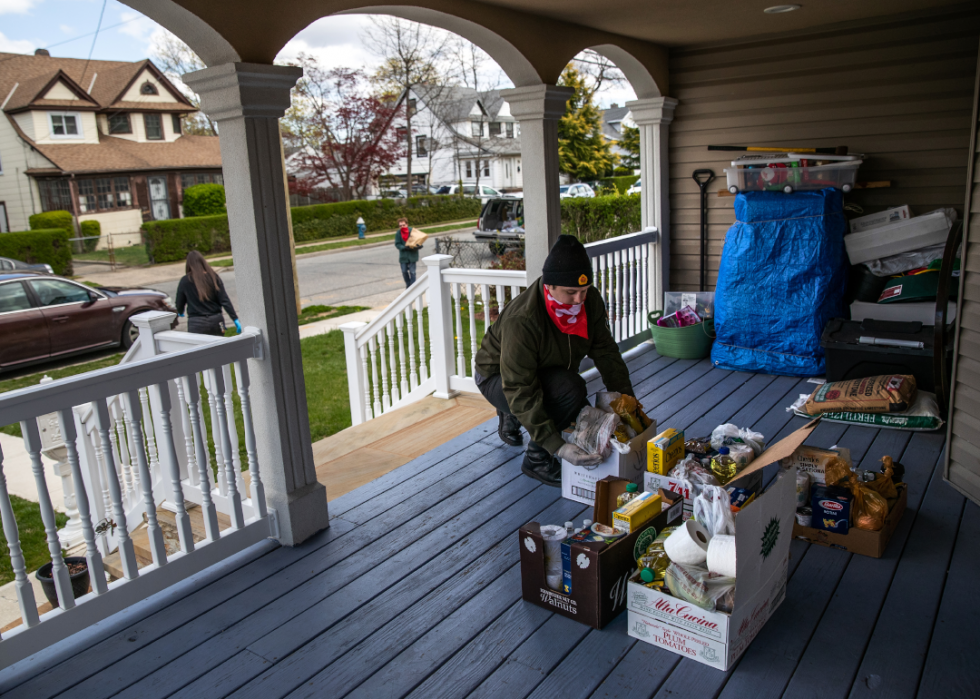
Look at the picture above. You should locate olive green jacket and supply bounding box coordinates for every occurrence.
[475,279,634,454]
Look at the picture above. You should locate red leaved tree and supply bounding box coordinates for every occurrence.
[284,55,403,201]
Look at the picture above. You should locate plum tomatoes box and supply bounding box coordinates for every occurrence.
[519,477,683,629]
[626,420,817,670]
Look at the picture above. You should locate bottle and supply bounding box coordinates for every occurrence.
[617,483,640,508]
[564,521,574,537]
[583,519,593,529]
[637,526,675,589]
[710,446,738,485]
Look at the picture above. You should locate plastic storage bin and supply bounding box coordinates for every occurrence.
[725,153,862,194]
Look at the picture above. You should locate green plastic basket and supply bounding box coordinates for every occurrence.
[648,311,715,359]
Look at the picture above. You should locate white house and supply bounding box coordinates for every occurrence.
[601,104,637,167]
[0,49,222,239]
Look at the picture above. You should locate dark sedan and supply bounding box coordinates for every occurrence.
[0,271,177,371]
[0,256,53,274]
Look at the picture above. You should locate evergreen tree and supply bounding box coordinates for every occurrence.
[557,66,617,179]
[619,124,641,172]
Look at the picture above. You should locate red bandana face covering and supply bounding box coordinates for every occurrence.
[400,225,410,241]
[544,288,588,339]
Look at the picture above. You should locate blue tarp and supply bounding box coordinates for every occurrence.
[710,189,847,376]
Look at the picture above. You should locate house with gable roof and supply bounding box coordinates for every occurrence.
[0,49,222,241]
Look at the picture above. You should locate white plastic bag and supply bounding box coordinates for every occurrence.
[571,406,620,458]
[693,484,736,537]
[664,562,736,612]
[668,456,720,499]
[710,423,766,457]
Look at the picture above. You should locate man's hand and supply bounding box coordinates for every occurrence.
[556,443,604,467]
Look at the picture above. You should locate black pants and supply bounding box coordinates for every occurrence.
[187,313,225,337]
[477,368,590,451]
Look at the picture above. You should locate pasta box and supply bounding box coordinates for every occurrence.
[626,420,816,670]
[519,477,682,629]
[561,419,657,505]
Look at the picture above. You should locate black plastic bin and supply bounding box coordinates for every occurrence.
[821,318,952,393]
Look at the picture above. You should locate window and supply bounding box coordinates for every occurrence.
[471,121,482,137]
[38,179,72,212]
[0,282,32,314]
[407,98,417,116]
[482,186,497,196]
[465,161,473,178]
[483,160,490,177]
[506,122,514,138]
[144,113,163,140]
[172,114,182,134]
[180,172,222,190]
[140,81,158,95]
[77,177,132,212]
[77,179,96,213]
[29,279,91,307]
[462,185,477,195]
[49,112,81,139]
[396,127,408,143]
[108,113,132,134]
[416,135,428,157]
[489,122,501,136]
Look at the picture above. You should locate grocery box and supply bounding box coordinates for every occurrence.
[645,465,765,519]
[849,206,911,234]
[626,419,817,671]
[562,419,657,505]
[520,478,683,629]
[647,428,684,475]
[792,484,906,558]
[844,209,954,265]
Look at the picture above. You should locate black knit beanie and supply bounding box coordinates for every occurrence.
[542,235,593,287]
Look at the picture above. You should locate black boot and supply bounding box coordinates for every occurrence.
[497,410,524,447]
[521,442,561,487]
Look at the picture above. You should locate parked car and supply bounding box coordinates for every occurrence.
[626,179,641,196]
[0,271,176,371]
[559,183,596,199]
[434,184,503,201]
[0,256,53,274]
[473,195,525,254]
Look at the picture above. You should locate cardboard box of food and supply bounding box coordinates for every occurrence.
[792,484,906,558]
[626,419,816,671]
[519,477,683,629]
[644,471,696,518]
[561,420,657,505]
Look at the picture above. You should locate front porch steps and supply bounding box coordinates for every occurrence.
[312,393,497,502]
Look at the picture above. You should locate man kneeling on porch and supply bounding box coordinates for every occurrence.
[474,235,636,486]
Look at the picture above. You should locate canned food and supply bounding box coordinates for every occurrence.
[796,507,812,527]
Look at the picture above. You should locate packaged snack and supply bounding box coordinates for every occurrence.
[803,375,917,416]
[685,437,711,455]
[613,491,662,534]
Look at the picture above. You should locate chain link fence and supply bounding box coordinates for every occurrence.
[435,236,525,269]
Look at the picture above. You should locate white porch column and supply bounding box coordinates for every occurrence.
[626,97,678,296]
[183,63,329,546]
[501,85,574,281]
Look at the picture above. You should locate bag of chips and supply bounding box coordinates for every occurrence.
[803,375,917,416]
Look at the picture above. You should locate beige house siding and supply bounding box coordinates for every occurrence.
[0,117,55,231]
[666,7,980,290]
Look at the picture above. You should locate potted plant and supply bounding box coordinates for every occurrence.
[35,555,90,608]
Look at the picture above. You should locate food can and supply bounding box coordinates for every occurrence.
[796,507,812,527]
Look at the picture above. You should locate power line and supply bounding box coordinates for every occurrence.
[42,15,143,51]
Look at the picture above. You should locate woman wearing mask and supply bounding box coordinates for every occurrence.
[394,217,421,287]
[175,250,241,336]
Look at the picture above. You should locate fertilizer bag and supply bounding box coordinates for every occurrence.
[711,190,847,376]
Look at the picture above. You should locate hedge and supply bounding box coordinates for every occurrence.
[182,183,227,217]
[143,194,483,263]
[29,210,74,236]
[560,194,641,243]
[80,220,101,253]
[596,175,640,195]
[0,229,73,275]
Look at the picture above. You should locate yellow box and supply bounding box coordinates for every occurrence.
[612,491,663,534]
[647,428,685,475]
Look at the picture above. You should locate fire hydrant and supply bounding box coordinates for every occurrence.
[356,216,366,240]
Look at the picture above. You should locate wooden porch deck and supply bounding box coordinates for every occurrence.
[4,343,977,699]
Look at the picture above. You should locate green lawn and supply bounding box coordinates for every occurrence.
[75,245,150,267]
[0,495,67,586]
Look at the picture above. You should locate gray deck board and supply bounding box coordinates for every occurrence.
[7,344,978,699]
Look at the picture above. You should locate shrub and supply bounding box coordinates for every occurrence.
[560,194,641,243]
[29,210,74,235]
[79,219,101,253]
[0,229,73,275]
[597,175,640,195]
[182,183,227,217]
[142,215,230,264]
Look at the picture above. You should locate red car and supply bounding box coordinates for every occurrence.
[0,271,177,371]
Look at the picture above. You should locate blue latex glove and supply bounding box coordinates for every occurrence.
[178,313,185,318]
[234,319,242,334]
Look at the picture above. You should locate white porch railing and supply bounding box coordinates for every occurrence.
[0,312,272,666]
[342,228,659,424]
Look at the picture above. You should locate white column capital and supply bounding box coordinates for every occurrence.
[626,96,679,126]
[500,84,574,121]
[183,62,302,122]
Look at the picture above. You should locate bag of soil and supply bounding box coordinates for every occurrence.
[804,375,917,416]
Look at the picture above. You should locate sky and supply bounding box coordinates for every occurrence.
[0,0,636,108]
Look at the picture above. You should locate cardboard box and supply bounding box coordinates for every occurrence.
[848,205,911,234]
[792,484,906,558]
[627,420,816,671]
[562,420,657,505]
[844,209,953,264]
[520,478,683,629]
[644,471,696,518]
[647,428,684,475]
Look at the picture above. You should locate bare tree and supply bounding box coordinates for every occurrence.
[363,17,450,195]
[572,49,627,95]
[151,31,216,135]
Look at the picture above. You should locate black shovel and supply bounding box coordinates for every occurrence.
[692,169,715,292]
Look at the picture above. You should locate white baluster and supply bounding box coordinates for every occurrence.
[151,383,195,552]
[360,344,373,420]
[494,285,505,314]
[138,387,160,477]
[109,401,135,501]
[396,314,409,397]
[416,295,428,383]
[369,337,382,417]
[222,365,246,498]
[174,380,199,489]
[0,442,41,628]
[121,400,139,493]
[452,283,465,377]
[203,373,227,497]
[378,328,391,412]
[207,369,244,528]
[21,420,74,610]
[628,246,636,337]
[92,401,139,580]
[616,249,624,342]
[181,377,220,542]
[233,361,266,519]
[387,321,400,404]
[122,391,167,567]
[196,373,217,493]
[480,284,491,330]
[642,242,651,323]
[467,283,478,377]
[510,285,519,304]
[404,307,418,392]
[89,428,112,520]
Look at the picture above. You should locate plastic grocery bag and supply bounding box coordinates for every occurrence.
[693,485,736,537]
[845,474,889,531]
[664,562,736,612]
[710,423,766,457]
[571,406,621,458]
[668,456,721,499]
